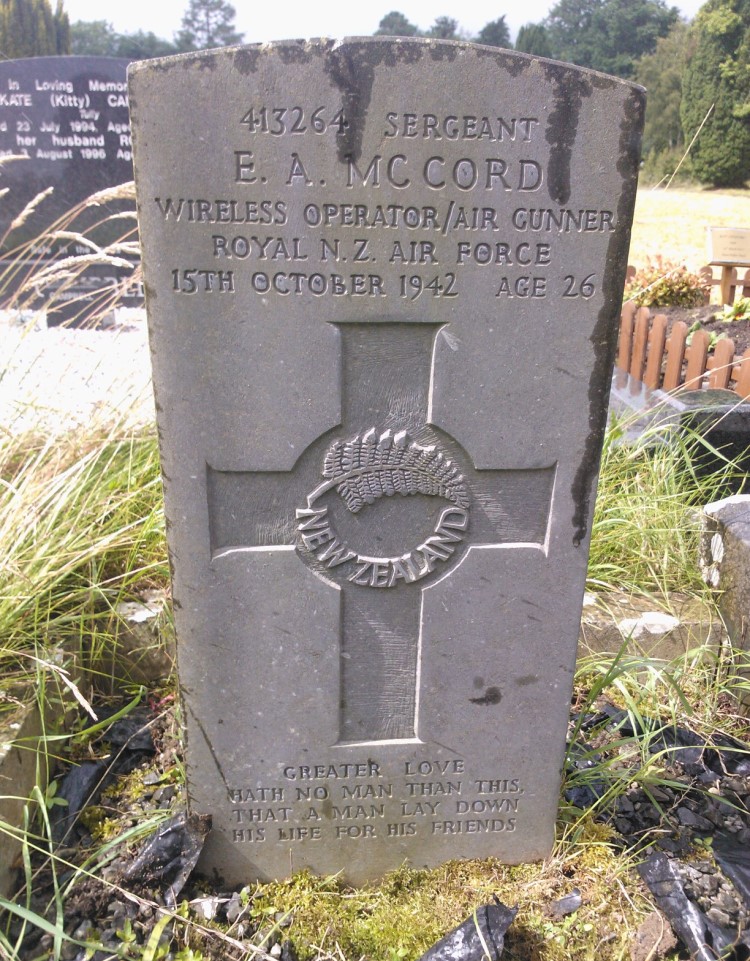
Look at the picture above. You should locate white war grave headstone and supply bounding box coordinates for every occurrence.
[129,39,644,883]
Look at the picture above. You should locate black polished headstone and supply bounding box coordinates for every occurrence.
[0,56,139,324]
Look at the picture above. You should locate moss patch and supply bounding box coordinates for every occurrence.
[244,824,651,961]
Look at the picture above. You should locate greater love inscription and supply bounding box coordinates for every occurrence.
[129,39,644,883]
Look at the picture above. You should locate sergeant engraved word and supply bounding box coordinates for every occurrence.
[383,113,540,143]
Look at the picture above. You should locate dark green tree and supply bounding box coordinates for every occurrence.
[634,20,691,153]
[544,0,678,77]
[544,0,602,66]
[428,16,459,39]
[514,22,553,56]
[594,0,679,75]
[70,19,117,55]
[175,0,243,51]
[114,30,177,59]
[374,10,421,36]
[476,16,510,48]
[681,0,750,187]
[0,0,69,58]
[53,0,67,52]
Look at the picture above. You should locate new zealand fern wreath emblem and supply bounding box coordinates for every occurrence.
[322,428,469,514]
[296,427,471,589]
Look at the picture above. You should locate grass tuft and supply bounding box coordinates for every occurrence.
[0,423,167,682]
[589,411,744,598]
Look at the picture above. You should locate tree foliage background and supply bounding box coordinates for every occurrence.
[681,0,750,187]
[543,0,679,77]
[515,23,553,56]
[476,17,511,49]
[374,11,420,37]
[175,0,243,51]
[63,0,750,189]
[71,20,177,58]
[635,20,692,154]
[72,0,244,58]
[0,0,68,58]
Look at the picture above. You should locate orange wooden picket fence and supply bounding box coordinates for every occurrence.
[701,265,750,305]
[616,301,750,399]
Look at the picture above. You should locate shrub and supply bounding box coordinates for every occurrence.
[680,0,750,189]
[638,147,695,188]
[624,257,709,307]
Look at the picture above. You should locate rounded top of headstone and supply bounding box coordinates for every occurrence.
[128,36,645,95]
[1,55,131,64]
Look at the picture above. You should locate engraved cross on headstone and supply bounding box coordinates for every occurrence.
[207,323,556,745]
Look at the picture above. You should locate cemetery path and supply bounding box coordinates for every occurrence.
[0,313,153,436]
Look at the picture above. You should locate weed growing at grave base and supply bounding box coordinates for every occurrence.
[240,845,647,961]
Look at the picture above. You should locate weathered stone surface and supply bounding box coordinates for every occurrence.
[0,694,43,898]
[0,650,81,897]
[579,592,723,661]
[701,494,750,704]
[94,589,175,693]
[129,38,644,882]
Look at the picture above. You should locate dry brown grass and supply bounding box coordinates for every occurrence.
[629,186,750,272]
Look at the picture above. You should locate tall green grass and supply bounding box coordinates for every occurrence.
[0,425,166,681]
[0,182,161,683]
[589,414,744,597]
[0,179,139,326]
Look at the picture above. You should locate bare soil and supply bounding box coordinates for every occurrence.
[654,304,750,356]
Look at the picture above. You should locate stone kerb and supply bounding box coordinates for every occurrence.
[701,494,750,704]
